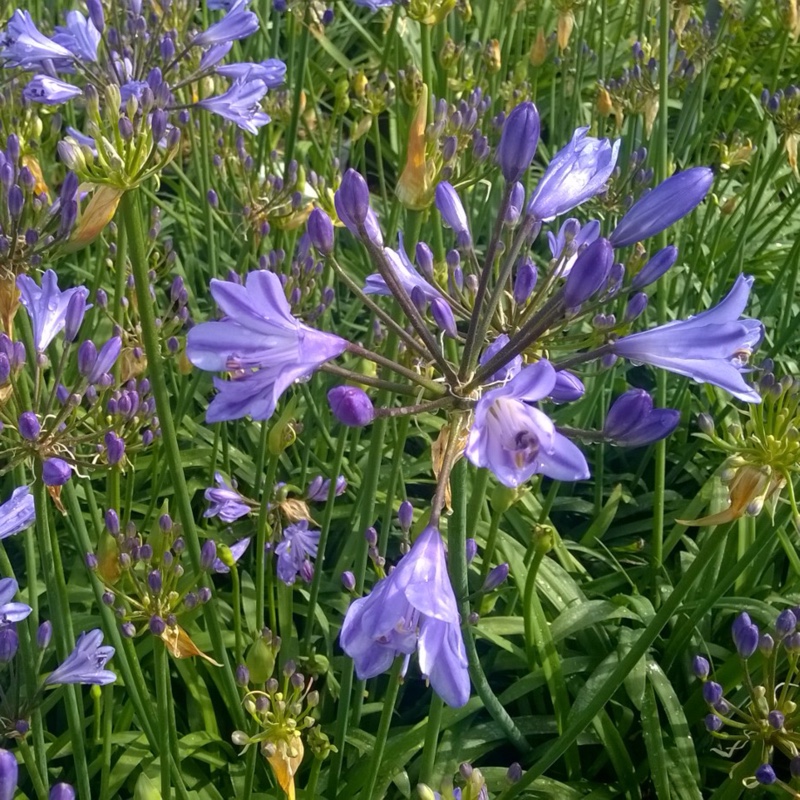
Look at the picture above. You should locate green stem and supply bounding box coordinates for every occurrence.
[285,10,310,166]
[499,526,730,799]
[419,695,444,785]
[256,452,280,634]
[119,189,244,728]
[522,547,547,668]
[155,640,172,799]
[231,562,244,666]
[362,658,404,798]
[18,738,48,800]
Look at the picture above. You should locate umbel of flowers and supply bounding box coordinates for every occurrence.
[185,98,764,708]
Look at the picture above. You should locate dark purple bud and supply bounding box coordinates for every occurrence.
[482,563,509,591]
[342,571,355,591]
[496,101,540,182]
[77,340,97,377]
[105,509,120,535]
[159,514,172,532]
[702,681,723,704]
[755,765,776,785]
[624,292,648,322]
[768,710,784,729]
[335,169,370,226]
[507,763,522,783]
[759,633,774,654]
[37,621,52,650]
[415,242,434,280]
[328,386,375,427]
[430,297,457,338]
[7,186,23,219]
[397,500,413,530]
[513,260,537,304]
[207,189,218,208]
[63,292,87,343]
[776,608,797,637]
[563,239,614,307]
[201,540,217,570]
[118,117,134,141]
[505,181,525,225]
[691,655,710,680]
[149,615,166,636]
[435,182,471,247]
[42,458,71,486]
[151,109,168,144]
[734,620,759,657]
[147,570,162,594]
[101,590,115,606]
[307,208,334,255]
[364,526,378,546]
[18,411,41,441]
[0,627,18,663]
[120,622,136,638]
[610,168,714,248]
[631,245,678,290]
[86,0,105,31]
[139,544,153,561]
[603,389,679,447]
[0,355,9,385]
[704,714,722,732]
[105,432,125,465]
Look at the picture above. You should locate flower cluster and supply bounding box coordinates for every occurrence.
[696,609,800,794]
[762,85,800,176]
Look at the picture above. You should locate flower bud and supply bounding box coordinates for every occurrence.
[86,0,105,32]
[624,292,648,322]
[755,764,776,785]
[415,242,434,280]
[236,664,250,686]
[631,245,678,290]
[335,169,370,226]
[37,621,52,650]
[603,389,679,447]
[341,571,355,591]
[702,681,723,704]
[398,501,413,530]
[18,411,41,441]
[77,340,98,377]
[691,655,710,680]
[482,563,509,592]
[0,627,19,663]
[307,208,334,255]
[327,386,375,427]
[105,432,125,465]
[549,371,585,403]
[201,540,217,571]
[768,710,785,729]
[496,101,540,182]
[435,182,472,247]
[513,259,537,304]
[507,762,523,783]
[704,714,722,732]
[105,509,120,535]
[149,616,166,636]
[732,612,759,658]
[776,608,797,637]
[563,238,614,307]
[42,457,71,486]
[430,297,457,338]
[64,292,87,343]
[465,538,477,562]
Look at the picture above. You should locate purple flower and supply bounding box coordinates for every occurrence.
[213,538,252,574]
[612,275,763,403]
[0,578,32,627]
[45,629,115,686]
[306,208,335,255]
[466,360,590,487]
[192,0,259,47]
[327,385,375,427]
[198,79,270,134]
[364,234,442,303]
[563,238,614,307]
[340,525,470,707]
[52,10,100,61]
[307,475,347,501]
[16,270,90,353]
[275,520,320,585]
[23,76,82,105]
[186,270,347,422]
[352,0,394,10]
[479,335,522,383]
[334,169,383,245]
[204,473,252,522]
[0,748,18,800]
[0,10,74,67]
[435,182,471,247]
[547,218,601,277]
[216,59,286,87]
[527,128,620,221]
[603,389,680,447]
[86,337,122,384]
[497,101,540,182]
[549,370,585,403]
[0,486,35,540]
[43,458,72,487]
[630,245,678,290]
[609,168,714,248]
[49,784,76,800]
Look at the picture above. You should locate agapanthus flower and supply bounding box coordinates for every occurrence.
[21,75,82,104]
[0,487,35,540]
[466,360,590,487]
[216,59,287,87]
[275,520,320,585]
[204,473,252,522]
[212,537,252,574]
[44,629,115,686]
[364,234,442,302]
[186,270,348,422]
[198,78,271,135]
[612,274,763,402]
[603,389,680,446]
[17,270,90,353]
[340,525,470,707]
[0,10,73,67]
[547,218,601,277]
[191,0,259,47]
[479,335,522,383]
[307,475,347,502]
[0,579,31,628]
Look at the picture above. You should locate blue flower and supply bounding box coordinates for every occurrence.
[216,59,286,88]
[479,335,522,383]
[307,475,347,501]
[275,520,320,585]
[45,629,115,686]
[186,270,348,422]
[198,78,270,134]
[23,76,82,105]
[192,0,259,47]
[0,487,35,541]
[212,538,252,574]
[465,360,590,487]
[204,473,252,522]
[16,270,90,353]
[612,274,763,402]
[52,10,100,62]
[603,389,680,447]
[0,10,74,68]
[0,578,32,628]
[364,234,442,303]
[340,525,470,707]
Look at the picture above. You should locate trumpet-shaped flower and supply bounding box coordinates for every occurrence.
[22,76,82,105]
[0,487,35,540]
[17,271,90,353]
[275,520,320,585]
[603,389,680,446]
[192,0,259,47]
[0,10,74,67]
[216,58,286,87]
[52,10,100,62]
[612,274,763,402]
[198,78,270,135]
[0,578,31,627]
[364,234,442,303]
[187,270,347,422]
[340,525,470,707]
[466,360,590,487]
[204,473,252,522]
[45,629,115,686]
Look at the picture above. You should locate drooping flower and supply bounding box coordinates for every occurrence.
[364,234,442,303]
[204,473,252,522]
[527,128,620,221]
[44,629,115,686]
[0,578,31,628]
[216,59,287,87]
[0,487,35,540]
[340,525,470,707]
[603,389,680,446]
[22,76,82,105]
[16,271,90,353]
[466,360,590,487]
[0,10,74,67]
[191,0,259,46]
[611,274,763,402]
[275,520,320,585]
[186,270,348,422]
[198,78,271,135]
